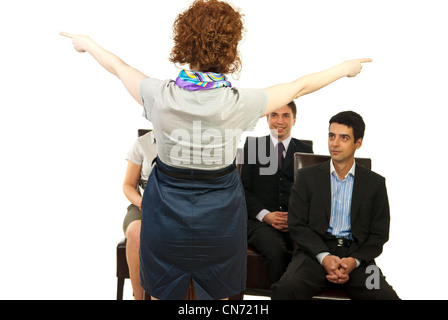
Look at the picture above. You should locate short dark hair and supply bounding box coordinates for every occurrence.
[329,111,365,142]
[287,101,297,118]
[269,101,297,118]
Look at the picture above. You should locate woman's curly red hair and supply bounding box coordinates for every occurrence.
[169,0,245,75]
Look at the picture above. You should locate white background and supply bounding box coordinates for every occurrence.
[1,0,446,299]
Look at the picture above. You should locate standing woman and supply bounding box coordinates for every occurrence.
[61,0,370,300]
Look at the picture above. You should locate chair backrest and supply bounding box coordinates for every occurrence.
[301,140,313,149]
[138,129,152,137]
[293,152,372,182]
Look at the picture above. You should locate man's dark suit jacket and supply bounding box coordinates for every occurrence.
[241,135,313,233]
[288,160,390,265]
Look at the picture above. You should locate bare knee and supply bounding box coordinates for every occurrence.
[125,220,141,250]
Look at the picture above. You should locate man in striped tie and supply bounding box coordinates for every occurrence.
[272,111,399,300]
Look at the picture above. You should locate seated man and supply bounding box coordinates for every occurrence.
[272,111,399,299]
[241,101,313,285]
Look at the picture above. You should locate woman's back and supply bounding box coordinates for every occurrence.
[140,78,267,170]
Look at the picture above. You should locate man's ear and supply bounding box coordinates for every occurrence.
[355,138,363,150]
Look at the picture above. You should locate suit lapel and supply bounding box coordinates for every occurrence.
[279,138,295,174]
[317,161,332,222]
[350,163,369,224]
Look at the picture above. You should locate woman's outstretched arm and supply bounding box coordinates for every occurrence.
[60,32,148,105]
[262,58,372,117]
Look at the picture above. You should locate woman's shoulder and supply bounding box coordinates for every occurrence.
[141,77,173,90]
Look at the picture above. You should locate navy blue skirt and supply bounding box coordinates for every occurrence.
[139,158,247,299]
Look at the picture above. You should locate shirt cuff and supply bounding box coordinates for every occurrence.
[256,209,270,222]
[316,252,361,268]
[316,252,330,265]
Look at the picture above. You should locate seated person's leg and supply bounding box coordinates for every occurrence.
[271,250,326,300]
[248,224,293,284]
[123,204,143,300]
[344,263,400,300]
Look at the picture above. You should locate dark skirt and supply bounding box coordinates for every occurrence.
[139,158,247,299]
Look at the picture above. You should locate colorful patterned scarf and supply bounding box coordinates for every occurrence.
[175,69,232,91]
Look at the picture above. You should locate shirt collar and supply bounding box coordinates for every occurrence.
[330,159,356,179]
[269,134,292,151]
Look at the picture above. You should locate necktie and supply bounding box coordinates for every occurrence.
[277,142,285,169]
